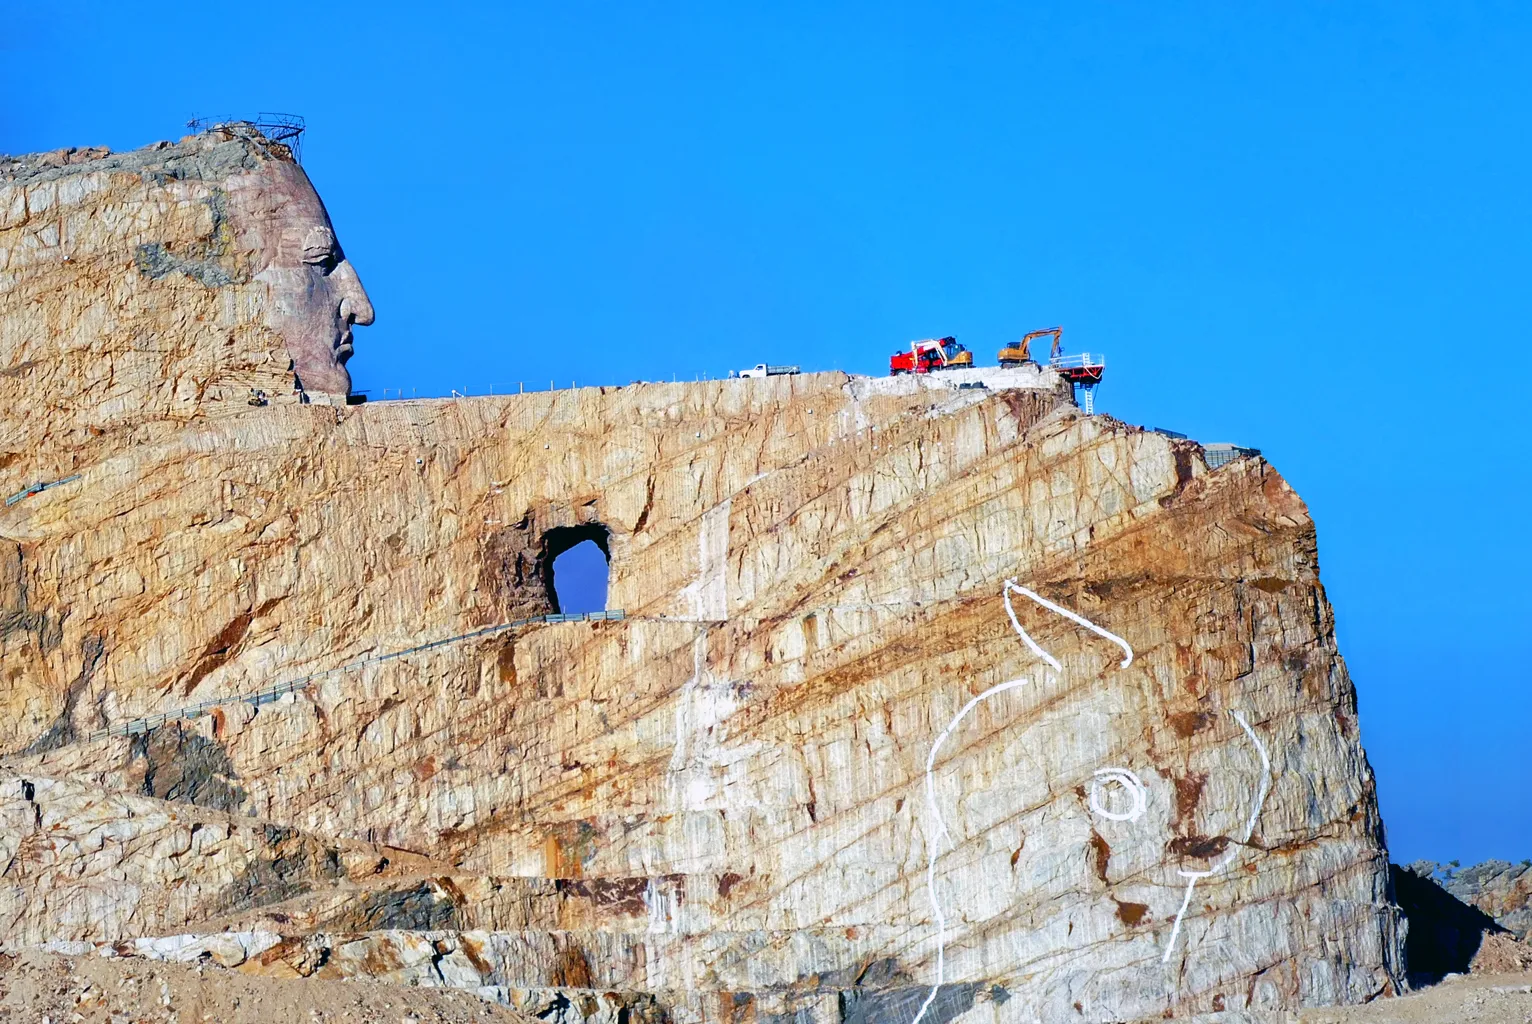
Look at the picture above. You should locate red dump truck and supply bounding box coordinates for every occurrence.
[889,337,973,374]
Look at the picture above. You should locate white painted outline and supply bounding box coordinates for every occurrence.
[912,582,1133,1024]
[915,673,1040,1024]
[1003,579,1133,669]
[1089,767,1147,823]
[1161,709,1272,962]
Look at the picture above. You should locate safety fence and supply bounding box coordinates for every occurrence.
[1203,445,1262,469]
[86,610,626,743]
[1048,352,1106,371]
[363,369,812,401]
[5,474,81,507]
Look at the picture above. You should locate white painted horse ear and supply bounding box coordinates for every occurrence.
[1001,578,1133,671]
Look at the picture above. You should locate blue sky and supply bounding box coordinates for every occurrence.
[6,2,1528,862]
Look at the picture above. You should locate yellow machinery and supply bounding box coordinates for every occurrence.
[889,336,973,374]
[998,327,1063,367]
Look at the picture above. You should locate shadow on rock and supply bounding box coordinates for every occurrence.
[1392,863,1508,986]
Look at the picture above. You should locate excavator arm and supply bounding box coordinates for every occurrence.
[999,327,1062,366]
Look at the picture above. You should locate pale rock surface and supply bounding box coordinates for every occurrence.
[1,132,1406,1022]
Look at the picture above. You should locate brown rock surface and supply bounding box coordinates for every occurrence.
[1472,935,1532,976]
[1,131,1406,1022]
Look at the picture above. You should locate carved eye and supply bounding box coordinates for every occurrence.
[303,249,339,274]
[301,226,341,273]
[304,251,341,275]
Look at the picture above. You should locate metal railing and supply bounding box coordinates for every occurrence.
[1049,352,1106,370]
[1204,445,1261,469]
[371,381,591,401]
[362,371,785,402]
[84,609,626,743]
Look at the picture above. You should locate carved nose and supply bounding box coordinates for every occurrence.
[335,261,375,326]
[345,291,376,327]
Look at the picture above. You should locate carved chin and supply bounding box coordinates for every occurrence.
[292,353,352,395]
[319,366,352,394]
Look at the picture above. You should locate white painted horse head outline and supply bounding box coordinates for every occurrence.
[910,580,1273,1024]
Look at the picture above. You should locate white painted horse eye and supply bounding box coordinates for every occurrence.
[1089,767,1147,823]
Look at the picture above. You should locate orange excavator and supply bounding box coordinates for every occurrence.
[998,327,1063,367]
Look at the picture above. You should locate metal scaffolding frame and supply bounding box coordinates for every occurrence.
[185,112,307,161]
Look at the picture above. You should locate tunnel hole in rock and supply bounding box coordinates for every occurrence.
[542,524,610,614]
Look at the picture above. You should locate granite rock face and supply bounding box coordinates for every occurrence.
[1,133,1406,1022]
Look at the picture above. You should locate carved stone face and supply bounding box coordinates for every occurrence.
[228,159,374,395]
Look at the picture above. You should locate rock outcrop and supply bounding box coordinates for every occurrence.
[1389,861,1532,984]
[1406,861,1532,941]
[1,131,1406,1022]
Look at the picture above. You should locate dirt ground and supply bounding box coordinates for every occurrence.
[1297,972,1532,1024]
[1,949,1528,1023]
[0,950,540,1024]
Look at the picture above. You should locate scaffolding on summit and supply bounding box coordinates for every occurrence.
[186,113,307,162]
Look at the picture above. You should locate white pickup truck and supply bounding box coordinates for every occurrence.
[736,363,801,379]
